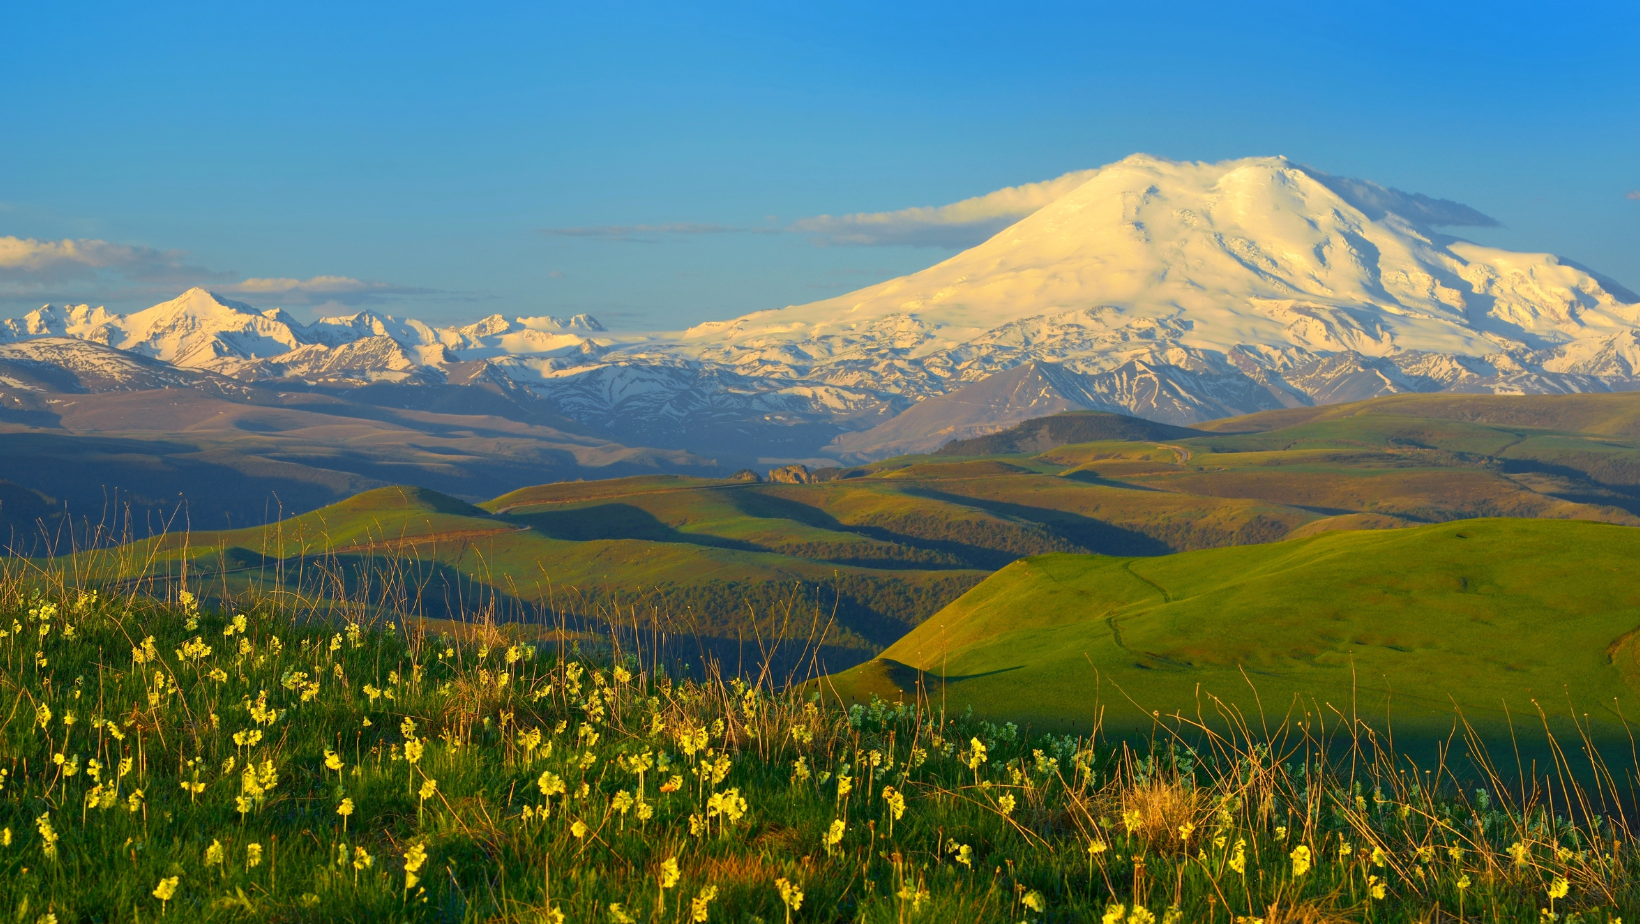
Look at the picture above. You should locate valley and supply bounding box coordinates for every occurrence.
[47,392,1640,696]
[13,16,1640,917]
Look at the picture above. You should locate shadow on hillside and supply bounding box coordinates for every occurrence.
[1056,470,1165,490]
[880,658,1023,687]
[113,547,936,680]
[907,487,1174,556]
[509,503,762,552]
[726,489,1047,569]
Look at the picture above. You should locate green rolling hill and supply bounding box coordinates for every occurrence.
[826,517,1640,745]
[47,391,1640,688]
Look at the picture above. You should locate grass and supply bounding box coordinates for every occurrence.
[827,518,1640,751]
[15,391,1640,683]
[1,564,1636,922]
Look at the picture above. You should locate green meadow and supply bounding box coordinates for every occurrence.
[827,517,1640,743]
[0,569,1634,922]
[8,392,1640,920]
[43,392,1640,662]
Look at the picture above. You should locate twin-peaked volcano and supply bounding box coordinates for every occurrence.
[5,155,1639,462]
[672,155,1640,457]
[700,155,1637,354]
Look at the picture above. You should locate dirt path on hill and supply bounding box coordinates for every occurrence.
[1155,444,1192,464]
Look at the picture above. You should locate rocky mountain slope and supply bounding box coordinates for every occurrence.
[6,154,1639,462]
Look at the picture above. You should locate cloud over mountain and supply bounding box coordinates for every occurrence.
[790,169,1100,248]
[0,236,227,286]
[6,154,1640,465]
[1300,171,1500,227]
[222,275,435,306]
[537,223,747,242]
[0,235,434,315]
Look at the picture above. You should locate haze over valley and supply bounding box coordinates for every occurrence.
[9,4,1640,919]
[6,156,1639,499]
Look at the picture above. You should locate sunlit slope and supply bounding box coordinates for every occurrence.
[99,484,987,650]
[70,391,1640,663]
[829,518,1640,740]
[1195,391,1640,437]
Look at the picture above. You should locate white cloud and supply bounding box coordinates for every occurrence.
[223,275,434,307]
[0,235,436,316]
[1303,170,1499,227]
[538,223,748,242]
[1628,190,1640,201]
[0,235,226,284]
[790,170,1100,248]
[533,173,1099,250]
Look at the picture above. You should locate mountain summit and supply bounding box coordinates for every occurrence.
[687,154,1637,375]
[5,156,1639,462]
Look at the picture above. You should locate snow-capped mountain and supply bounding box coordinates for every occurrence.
[7,154,1640,461]
[0,288,610,387]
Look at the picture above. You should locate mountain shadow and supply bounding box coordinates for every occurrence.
[904,487,1174,556]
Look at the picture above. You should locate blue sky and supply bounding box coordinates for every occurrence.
[3,1,1637,328]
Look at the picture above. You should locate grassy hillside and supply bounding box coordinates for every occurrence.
[827,518,1640,745]
[40,391,1640,676]
[934,410,1199,456]
[1192,391,1640,437]
[4,579,1634,921]
[0,382,716,545]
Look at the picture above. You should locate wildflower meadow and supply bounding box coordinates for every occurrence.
[0,568,1635,922]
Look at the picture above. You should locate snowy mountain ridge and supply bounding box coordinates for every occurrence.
[6,154,1640,461]
[1,287,610,384]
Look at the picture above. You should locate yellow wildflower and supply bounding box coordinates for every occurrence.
[883,785,906,828]
[1509,841,1529,867]
[404,841,428,891]
[35,813,58,861]
[824,818,845,852]
[690,884,719,922]
[776,877,804,912]
[967,738,988,772]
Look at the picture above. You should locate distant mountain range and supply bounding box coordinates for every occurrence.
[7,154,1640,468]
